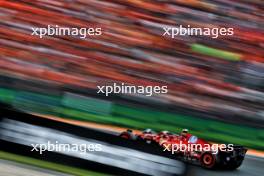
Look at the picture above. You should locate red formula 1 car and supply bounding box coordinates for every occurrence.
[120,129,247,170]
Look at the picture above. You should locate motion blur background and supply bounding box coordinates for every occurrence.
[0,0,263,176]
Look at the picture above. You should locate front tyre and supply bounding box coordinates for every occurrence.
[120,132,131,139]
[119,130,136,140]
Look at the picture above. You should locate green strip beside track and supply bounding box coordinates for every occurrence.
[0,151,108,176]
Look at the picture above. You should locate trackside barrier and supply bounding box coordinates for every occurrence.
[0,104,187,176]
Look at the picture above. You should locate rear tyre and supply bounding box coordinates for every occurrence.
[200,153,216,169]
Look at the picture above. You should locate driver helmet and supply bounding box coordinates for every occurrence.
[181,129,189,137]
[143,129,153,134]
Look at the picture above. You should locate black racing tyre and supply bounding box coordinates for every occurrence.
[119,130,136,140]
[136,136,151,144]
[200,153,216,169]
[120,132,131,139]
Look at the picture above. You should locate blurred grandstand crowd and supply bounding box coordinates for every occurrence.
[0,0,263,127]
